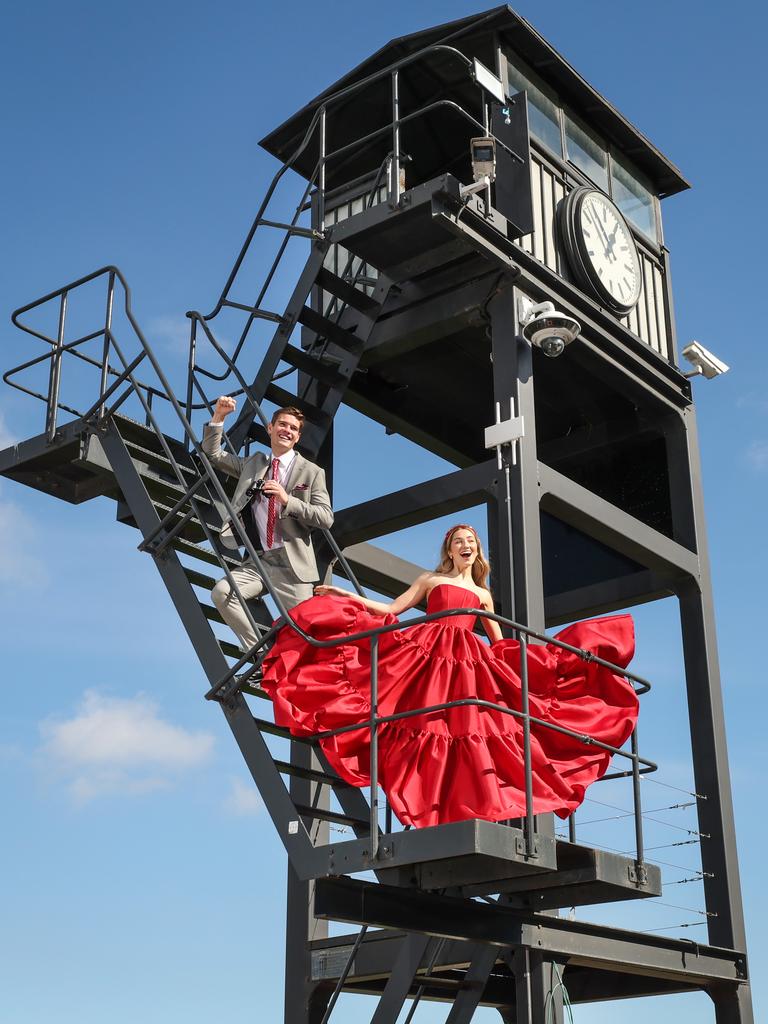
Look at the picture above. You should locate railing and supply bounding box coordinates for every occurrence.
[6,25,651,878]
[5,267,201,442]
[7,263,655,876]
[216,595,654,865]
[180,33,524,418]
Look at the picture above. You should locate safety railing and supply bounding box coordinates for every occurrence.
[5,267,203,442]
[209,595,654,866]
[182,153,391,452]
[8,263,655,875]
[181,29,523,404]
[5,20,650,877]
[6,263,367,682]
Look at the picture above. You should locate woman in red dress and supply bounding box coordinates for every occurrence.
[261,525,638,828]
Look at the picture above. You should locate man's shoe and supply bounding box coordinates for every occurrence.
[237,670,270,698]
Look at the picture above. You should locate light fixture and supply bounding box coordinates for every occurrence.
[682,341,730,380]
[520,300,581,358]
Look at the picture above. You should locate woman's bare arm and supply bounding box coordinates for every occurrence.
[315,574,431,616]
[481,591,503,643]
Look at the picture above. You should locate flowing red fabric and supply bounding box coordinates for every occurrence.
[261,584,638,828]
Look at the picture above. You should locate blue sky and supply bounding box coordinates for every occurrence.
[1,2,766,1021]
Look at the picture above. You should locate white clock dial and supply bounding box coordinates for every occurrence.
[559,186,643,315]
[578,193,641,310]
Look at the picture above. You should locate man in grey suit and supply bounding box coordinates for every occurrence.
[202,396,333,653]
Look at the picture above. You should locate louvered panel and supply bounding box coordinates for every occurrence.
[541,165,556,270]
[320,185,386,310]
[553,177,566,276]
[636,258,650,344]
[530,158,544,262]
[642,256,659,354]
[652,263,669,359]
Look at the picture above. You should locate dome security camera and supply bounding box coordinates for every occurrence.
[521,301,581,358]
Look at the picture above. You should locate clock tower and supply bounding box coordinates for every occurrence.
[0,5,752,1024]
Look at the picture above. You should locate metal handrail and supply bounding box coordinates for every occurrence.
[8,261,653,869]
[222,598,653,863]
[6,267,211,437]
[5,18,652,870]
[185,36,520,394]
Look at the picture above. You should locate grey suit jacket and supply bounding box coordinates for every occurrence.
[201,423,333,583]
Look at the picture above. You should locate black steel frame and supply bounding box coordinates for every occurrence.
[1,14,753,1023]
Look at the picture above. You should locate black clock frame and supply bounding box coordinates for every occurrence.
[558,185,641,316]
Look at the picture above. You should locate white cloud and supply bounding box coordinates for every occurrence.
[40,690,215,803]
[736,393,768,414]
[223,775,263,817]
[0,488,48,589]
[148,314,193,354]
[746,440,768,471]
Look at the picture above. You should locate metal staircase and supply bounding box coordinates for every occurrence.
[4,29,746,1023]
[0,257,661,1021]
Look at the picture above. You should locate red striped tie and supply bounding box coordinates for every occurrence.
[266,457,280,548]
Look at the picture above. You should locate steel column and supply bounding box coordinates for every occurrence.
[487,285,545,628]
[675,404,752,1023]
[285,740,331,1024]
[370,934,432,1024]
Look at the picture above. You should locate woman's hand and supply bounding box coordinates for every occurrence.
[314,584,352,598]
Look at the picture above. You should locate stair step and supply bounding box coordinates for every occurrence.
[112,413,190,462]
[219,637,243,659]
[413,975,466,992]
[150,499,220,545]
[183,566,218,590]
[274,759,354,789]
[199,601,224,625]
[279,345,349,388]
[298,305,364,352]
[264,383,330,426]
[253,716,317,744]
[315,266,381,315]
[294,804,370,831]
[122,436,197,482]
[170,535,230,568]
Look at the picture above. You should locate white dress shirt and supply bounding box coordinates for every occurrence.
[252,448,296,551]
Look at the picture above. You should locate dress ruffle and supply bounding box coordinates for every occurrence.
[261,585,638,827]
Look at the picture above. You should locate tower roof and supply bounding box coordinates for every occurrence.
[260,5,689,198]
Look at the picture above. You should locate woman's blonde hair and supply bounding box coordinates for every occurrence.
[435,524,490,589]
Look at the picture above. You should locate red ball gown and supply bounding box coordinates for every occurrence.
[261,583,638,828]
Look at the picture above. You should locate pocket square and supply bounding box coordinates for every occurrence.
[292,483,309,491]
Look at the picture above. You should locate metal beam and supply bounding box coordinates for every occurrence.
[341,385,474,467]
[309,930,709,1004]
[313,877,747,988]
[285,742,330,1024]
[544,569,675,627]
[362,271,497,366]
[333,461,497,547]
[339,542,425,596]
[369,934,432,1024]
[675,405,752,1024]
[444,944,502,1023]
[538,461,700,580]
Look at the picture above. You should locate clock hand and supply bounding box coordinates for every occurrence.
[585,206,612,257]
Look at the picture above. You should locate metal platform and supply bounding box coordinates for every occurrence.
[332,173,520,283]
[309,915,746,1008]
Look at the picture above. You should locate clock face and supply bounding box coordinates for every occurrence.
[559,187,642,315]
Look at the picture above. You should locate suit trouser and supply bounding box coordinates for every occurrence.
[211,547,314,653]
